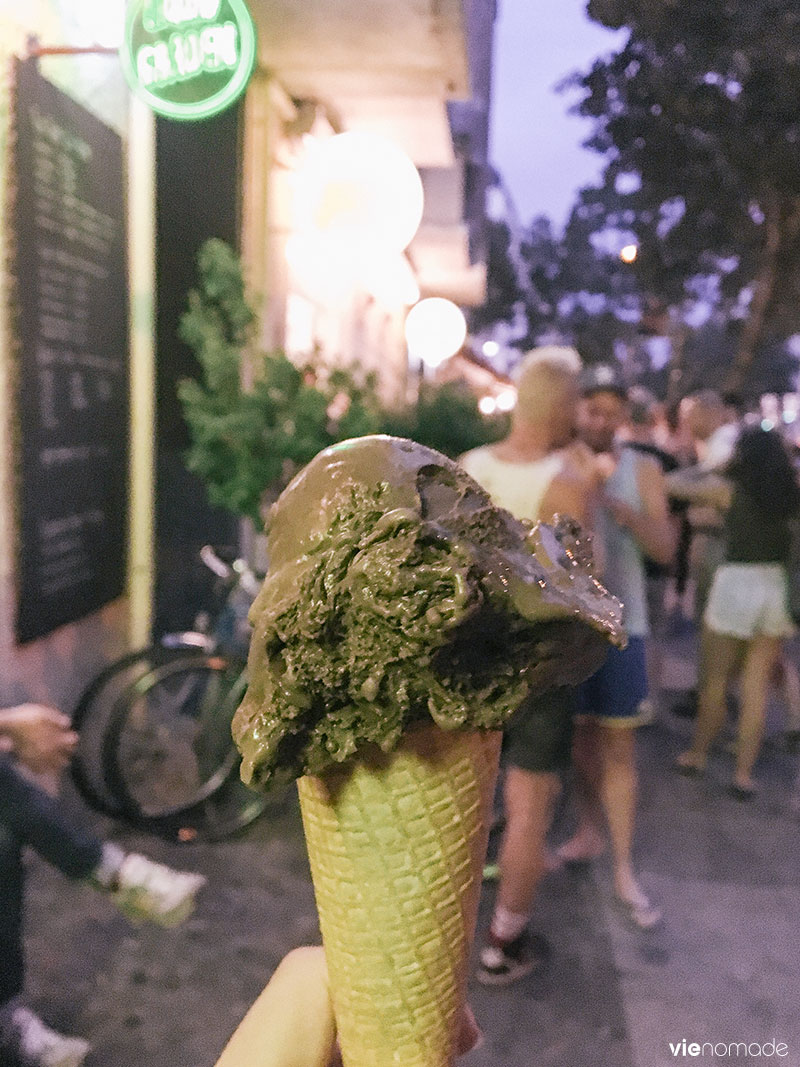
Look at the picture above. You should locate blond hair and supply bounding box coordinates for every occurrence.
[514,346,580,424]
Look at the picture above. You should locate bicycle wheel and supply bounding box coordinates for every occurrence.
[71,645,193,817]
[160,765,275,843]
[101,654,247,826]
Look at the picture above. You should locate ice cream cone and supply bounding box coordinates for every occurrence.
[297,723,501,1067]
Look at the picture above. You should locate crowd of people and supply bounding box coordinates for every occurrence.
[461,347,800,986]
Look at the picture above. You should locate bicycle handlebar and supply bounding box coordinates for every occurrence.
[200,544,263,599]
[200,544,234,580]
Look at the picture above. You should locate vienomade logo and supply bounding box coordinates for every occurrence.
[669,1039,789,1058]
[121,0,257,121]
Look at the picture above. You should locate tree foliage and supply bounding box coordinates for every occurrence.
[382,381,507,459]
[469,218,524,332]
[574,0,800,391]
[178,239,383,528]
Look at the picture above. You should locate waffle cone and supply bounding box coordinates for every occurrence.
[297,724,501,1067]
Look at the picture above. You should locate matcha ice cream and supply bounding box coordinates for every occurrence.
[233,435,623,790]
[232,434,623,1067]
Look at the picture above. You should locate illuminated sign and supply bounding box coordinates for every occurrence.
[121,0,256,121]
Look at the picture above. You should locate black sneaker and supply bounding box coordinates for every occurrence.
[475,930,552,986]
[672,690,698,719]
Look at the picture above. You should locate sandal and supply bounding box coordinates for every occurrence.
[728,782,758,802]
[674,752,705,777]
[613,893,663,930]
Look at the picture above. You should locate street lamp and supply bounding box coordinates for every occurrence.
[404,298,467,371]
[620,243,638,264]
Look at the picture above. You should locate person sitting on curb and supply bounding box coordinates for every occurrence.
[0,702,206,1067]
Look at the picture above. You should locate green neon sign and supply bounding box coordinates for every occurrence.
[121,0,256,121]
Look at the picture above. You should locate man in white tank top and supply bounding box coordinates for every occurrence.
[461,347,596,985]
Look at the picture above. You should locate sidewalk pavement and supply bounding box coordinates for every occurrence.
[23,624,800,1067]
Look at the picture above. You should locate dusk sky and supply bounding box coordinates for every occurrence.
[489,1,625,233]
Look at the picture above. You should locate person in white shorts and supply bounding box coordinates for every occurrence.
[671,427,800,798]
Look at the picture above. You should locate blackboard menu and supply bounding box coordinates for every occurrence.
[12,58,129,643]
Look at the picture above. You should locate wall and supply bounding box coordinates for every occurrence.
[0,0,135,710]
[241,80,413,408]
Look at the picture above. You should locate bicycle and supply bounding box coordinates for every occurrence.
[71,546,278,841]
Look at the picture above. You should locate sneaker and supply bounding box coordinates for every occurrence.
[110,853,206,927]
[475,930,551,986]
[2,1005,90,1067]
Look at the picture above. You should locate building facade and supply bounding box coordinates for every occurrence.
[0,0,495,708]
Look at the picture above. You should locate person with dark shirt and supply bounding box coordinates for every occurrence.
[671,428,800,797]
[0,703,206,1067]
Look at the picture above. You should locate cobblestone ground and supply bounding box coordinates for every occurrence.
[22,624,800,1067]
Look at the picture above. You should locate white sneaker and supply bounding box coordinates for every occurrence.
[636,698,657,726]
[111,853,206,927]
[5,1005,90,1067]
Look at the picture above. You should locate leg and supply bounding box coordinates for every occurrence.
[477,688,573,984]
[0,756,101,879]
[493,767,561,917]
[556,717,606,862]
[594,725,639,898]
[597,724,661,926]
[735,635,782,790]
[677,627,742,770]
[477,767,558,985]
[0,824,25,1008]
[776,650,800,735]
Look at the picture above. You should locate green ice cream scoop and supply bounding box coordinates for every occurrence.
[233,434,624,792]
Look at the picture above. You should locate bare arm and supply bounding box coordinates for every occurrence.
[539,470,590,527]
[540,467,606,576]
[604,456,677,567]
[664,467,733,511]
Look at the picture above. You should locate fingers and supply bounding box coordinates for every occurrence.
[215,947,337,1067]
[60,730,79,752]
[456,1004,483,1056]
[1,703,73,733]
[32,704,73,730]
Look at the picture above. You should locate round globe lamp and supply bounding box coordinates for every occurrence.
[293,131,424,254]
[405,298,467,370]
